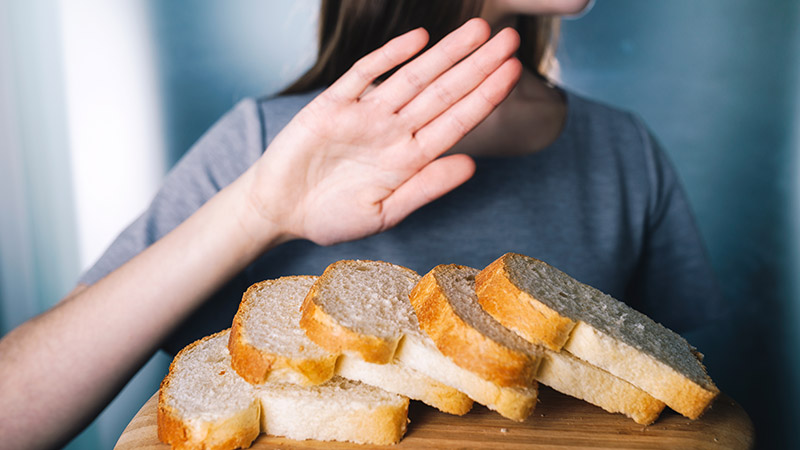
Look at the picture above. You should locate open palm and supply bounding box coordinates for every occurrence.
[250,19,521,246]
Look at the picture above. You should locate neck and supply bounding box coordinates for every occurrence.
[479,2,517,32]
[447,69,567,158]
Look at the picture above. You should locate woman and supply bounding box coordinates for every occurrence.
[0,1,723,448]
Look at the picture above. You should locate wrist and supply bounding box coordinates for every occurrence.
[229,166,296,254]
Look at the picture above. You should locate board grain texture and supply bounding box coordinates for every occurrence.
[115,386,754,449]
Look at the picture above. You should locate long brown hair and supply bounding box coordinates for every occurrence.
[282,0,560,95]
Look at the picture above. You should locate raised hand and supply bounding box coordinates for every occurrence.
[248,18,521,246]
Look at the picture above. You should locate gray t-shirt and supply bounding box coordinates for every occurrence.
[80,88,724,354]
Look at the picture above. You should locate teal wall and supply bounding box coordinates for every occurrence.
[146,0,318,167]
[559,2,800,448]
[0,1,79,319]
[2,1,796,449]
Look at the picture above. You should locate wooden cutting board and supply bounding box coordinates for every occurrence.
[115,387,754,449]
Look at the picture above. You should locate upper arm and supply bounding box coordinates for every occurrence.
[60,284,89,304]
[625,123,725,332]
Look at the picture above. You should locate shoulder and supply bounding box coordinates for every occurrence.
[175,89,323,170]
[560,89,668,181]
[555,89,688,224]
[200,98,264,159]
[562,89,651,149]
[256,88,324,145]
[193,89,322,158]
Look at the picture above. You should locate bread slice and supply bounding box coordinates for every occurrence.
[300,260,422,364]
[228,276,337,386]
[256,376,409,445]
[395,332,538,422]
[409,264,541,388]
[299,260,476,416]
[335,353,473,416]
[537,350,665,425]
[411,264,664,425]
[476,252,719,419]
[159,330,410,447]
[230,273,470,415]
[158,330,260,450]
[227,276,413,444]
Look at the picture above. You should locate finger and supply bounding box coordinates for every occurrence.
[362,18,490,111]
[415,57,522,155]
[399,27,520,132]
[326,28,429,102]
[381,154,476,230]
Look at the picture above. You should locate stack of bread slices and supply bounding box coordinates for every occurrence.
[157,253,718,449]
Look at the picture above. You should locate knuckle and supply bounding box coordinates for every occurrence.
[352,60,374,83]
[416,180,436,204]
[403,69,426,93]
[479,84,503,108]
[468,56,492,79]
[432,82,456,105]
[378,45,400,70]
[435,41,461,67]
[449,113,471,137]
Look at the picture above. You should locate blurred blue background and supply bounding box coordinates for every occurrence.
[0,1,797,449]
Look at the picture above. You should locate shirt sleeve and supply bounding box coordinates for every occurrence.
[624,120,727,333]
[78,98,265,286]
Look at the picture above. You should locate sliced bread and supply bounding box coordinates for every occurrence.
[408,264,541,388]
[395,332,539,422]
[475,252,719,419]
[159,330,410,447]
[300,260,422,364]
[256,376,409,445]
[229,272,470,415]
[300,259,535,421]
[158,330,260,450]
[299,260,473,415]
[335,353,474,416]
[228,276,337,386]
[537,350,665,425]
[410,263,664,425]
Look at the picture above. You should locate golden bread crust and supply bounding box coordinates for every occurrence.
[410,265,538,388]
[157,331,260,450]
[300,288,399,364]
[565,322,719,420]
[479,253,719,421]
[490,386,539,422]
[476,255,575,351]
[157,401,260,450]
[228,280,338,385]
[355,400,410,445]
[419,383,474,416]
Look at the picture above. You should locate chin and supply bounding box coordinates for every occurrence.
[558,0,594,16]
[488,0,594,16]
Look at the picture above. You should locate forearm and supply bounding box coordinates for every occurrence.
[0,167,283,449]
[0,18,521,447]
